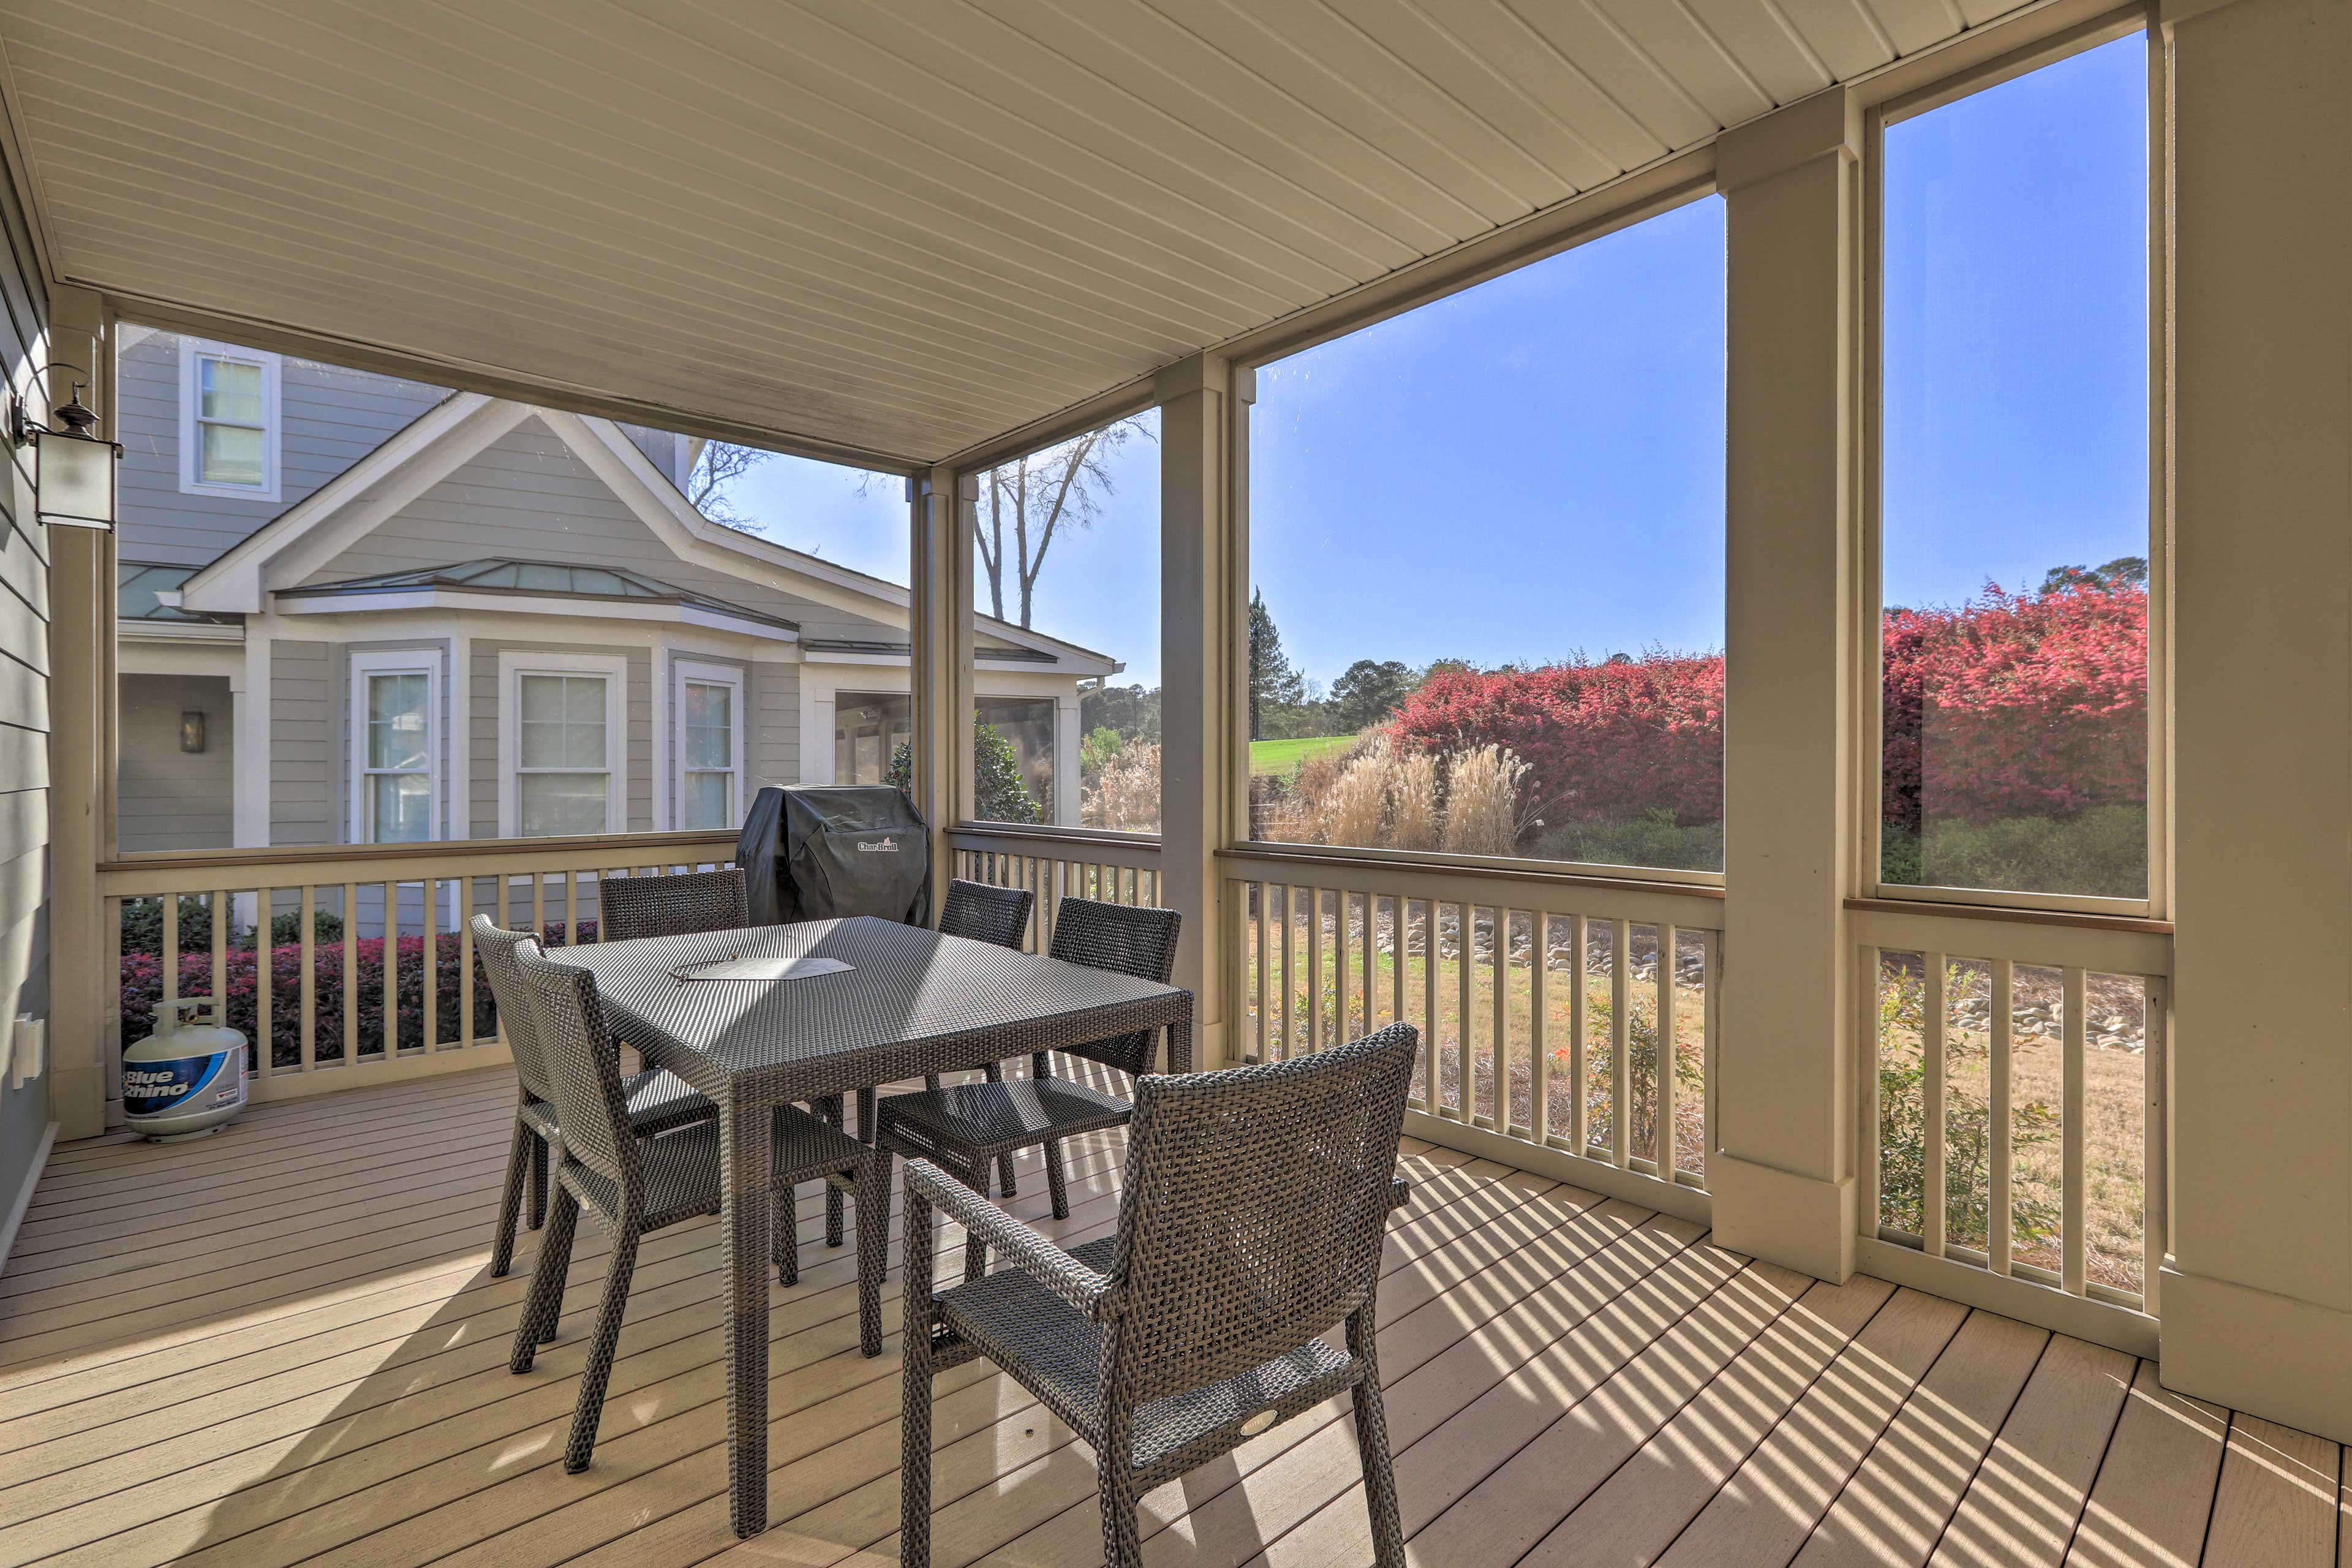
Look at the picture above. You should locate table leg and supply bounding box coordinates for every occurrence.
[718,1092,772,1538]
[1168,1005,1195,1074]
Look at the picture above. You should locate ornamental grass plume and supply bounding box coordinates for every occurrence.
[1324,742,1390,849]
[1442,744,1531,858]
[1081,741,1161,834]
[1389,747,1440,851]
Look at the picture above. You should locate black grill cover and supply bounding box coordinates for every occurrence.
[737,785,929,927]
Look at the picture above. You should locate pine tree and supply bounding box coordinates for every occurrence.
[1248,589,1304,741]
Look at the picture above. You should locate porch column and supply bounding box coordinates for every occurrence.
[47,285,109,1139]
[2161,0,2352,1442]
[1051,695,1080,826]
[1711,89,1864,1282]
[1157,353,1237,1068]
[908,468,962,912]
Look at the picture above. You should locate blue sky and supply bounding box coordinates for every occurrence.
[715,35,2145,692]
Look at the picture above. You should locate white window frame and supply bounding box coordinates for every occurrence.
[178,339,283,502]
[498,650,628,839]
[671,658,747,830]
[347,650,441,845]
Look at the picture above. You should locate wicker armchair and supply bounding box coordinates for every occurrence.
[598,867,748,943]
[901,1020,1420,1568]
[505,943,888,1474]
[875,898,1180,1237]
[472,915,713,1278]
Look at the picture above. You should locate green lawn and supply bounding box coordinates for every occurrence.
[1248,734,1357,777]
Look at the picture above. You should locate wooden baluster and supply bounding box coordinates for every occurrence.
[1610,918,1630,1167]
[566,864,579,945]
[160,895,179,1017]
[1702,929,1719,1182]
[251,889,271,1085]
[1362,891,1377,1039]
[1305,888,1323,1055]
[382,880,400,1058]
[299,886,317,1072]
[2061,964,2087,1295]
[459,877,477,1047]
[1253,881,1268,1065]
[1454,902,1474,1121]
[1923,951,1947,1257]
[341,883,358,1064]
[1657,922,1678,1183]
[1491,908,1511,1133]
[1530,912,1549,1146]
[1991,956,2015,1276]
[1421,900,1438,1108]
[1569,914,1589,1158]
[1335,889,1352,1046]
[2141,974,2166,1315]
[421,878,439,1050]
[1858,946,1882,1237]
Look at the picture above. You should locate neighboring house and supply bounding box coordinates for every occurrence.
[114,328,1115,858]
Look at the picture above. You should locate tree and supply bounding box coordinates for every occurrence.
[887,716,1043,824]
[2040,556,2147,595]
[1248,590,1304,741]
[974,416,1152,627]
[687,441,774,529]
[1328,658,1416,733]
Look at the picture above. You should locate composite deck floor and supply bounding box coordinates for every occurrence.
[1,1069,2343,1568]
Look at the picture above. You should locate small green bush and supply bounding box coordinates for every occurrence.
[121,897,345,956]
[1881,805,2145,899]
[1525,812,1723,873]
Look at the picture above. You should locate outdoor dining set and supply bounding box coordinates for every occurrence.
[467,866,1423,1566]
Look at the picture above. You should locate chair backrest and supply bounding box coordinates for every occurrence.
[472,914,555,1106]
[938,878,1034,951]
[1108,1020,1418,1404]
[1044,898,1182,1076]
[511,944,640,1193]
[600,867,749,943]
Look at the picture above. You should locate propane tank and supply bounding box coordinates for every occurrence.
[123,997,249,1141]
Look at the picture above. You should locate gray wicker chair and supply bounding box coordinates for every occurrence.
[901,1020,1420,1568]
[598,867,748,943]
[921,878,1037,1198]
[472,914,714,1278]
[505,943,888,1474]
[876,898,1180,1235]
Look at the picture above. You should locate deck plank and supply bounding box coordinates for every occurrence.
[2062,1360,2228,1568]
[2203,1414,2343,1568]
[0,1070,2334,1568]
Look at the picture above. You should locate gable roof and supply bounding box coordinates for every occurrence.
[174,396,1118,673]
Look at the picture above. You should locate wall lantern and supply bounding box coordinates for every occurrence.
[179,710,206,754]
[9,366,121,531]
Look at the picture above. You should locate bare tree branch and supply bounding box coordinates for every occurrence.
[688,441,775,528]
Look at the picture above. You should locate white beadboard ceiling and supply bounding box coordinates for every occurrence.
[0,0,2020,466]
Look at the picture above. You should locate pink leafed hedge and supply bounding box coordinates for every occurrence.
[118,929,603,1069]
[1382,581,2147,831]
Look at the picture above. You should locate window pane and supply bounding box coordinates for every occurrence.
[198,423,264,487]
[834,692,909,787]
[366,673,428,770]
[518,772,608,836]
[684,682,731,767]
[1248,198,1727,869]
[198,357,263,423]
[1879,37,2149,900]
[968,411,1159,831]
[519,675,606,768]
[680,771,731,830]
[371,772,432,843]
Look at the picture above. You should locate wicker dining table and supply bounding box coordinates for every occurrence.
[546,913,1194,1539]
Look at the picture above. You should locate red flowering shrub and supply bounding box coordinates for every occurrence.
[120,931,526,1069]
[1382,582,2147,842]
[1882,582,2146,830]
[1385,652,1725,828]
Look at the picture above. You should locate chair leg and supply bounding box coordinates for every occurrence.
[564,1222,641,1474]
[853,1155,886,1357]
[489,1120,532,1278]
[900,1188,938,1568]
[509,1187,578,1373]
[961,1158,992,1284]
[1348,1307,1406,1568]
[982,1063,1016,1198]
[1096,1407,1142,1568]
[529,1135,550,1231]
[775,1183,800,1286]
[1042,1136,1070,1221]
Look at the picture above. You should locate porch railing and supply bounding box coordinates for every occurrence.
[945,827,1164,954]
[1851,900,2170,1335]
[1224,847,1722,1219]
[96,832,736,1104]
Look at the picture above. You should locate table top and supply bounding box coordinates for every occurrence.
[546,916,1194,1104]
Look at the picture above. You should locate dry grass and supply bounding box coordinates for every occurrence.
[1442,744,1528,858]
[1079,741,1159,833]
[1324,743,1390,848]
[1390,748,1439,850]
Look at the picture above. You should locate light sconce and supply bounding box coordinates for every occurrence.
[180,710,206,754]
[9,365,121,531]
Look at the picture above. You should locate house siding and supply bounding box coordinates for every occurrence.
[300,417,907,646]
[113,331,447,568]
[0,154,48,1256]
[268,639,334,848]
[117,673,235,853]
